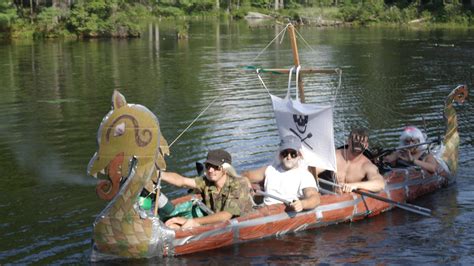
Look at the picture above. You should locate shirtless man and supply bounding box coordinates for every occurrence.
[335,128,385,193]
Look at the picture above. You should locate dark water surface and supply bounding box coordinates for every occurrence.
[0,21,473,264]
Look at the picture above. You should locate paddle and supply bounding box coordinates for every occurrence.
[374,138,441,160]
[254,190,292,206]
[317,178,432,217]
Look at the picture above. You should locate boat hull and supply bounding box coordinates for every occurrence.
[159,166,449,256]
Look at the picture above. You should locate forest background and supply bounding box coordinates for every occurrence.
[0,0,472,39]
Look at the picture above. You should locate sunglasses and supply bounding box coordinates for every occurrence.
[280,149,298,159]
[205,163,221,171]
[403,138,419,145]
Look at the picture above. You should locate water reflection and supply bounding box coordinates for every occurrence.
[0,21,473,264]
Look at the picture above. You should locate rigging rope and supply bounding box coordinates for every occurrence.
[249,24,292,95]
[169,95,219,148]
[294,27,343,106]
[248,23,290,66]
[251,23,343,113]
[256,69,271,94]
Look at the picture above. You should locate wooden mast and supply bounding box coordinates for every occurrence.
[287,23,319,178]
[256,23,339,99]
[287,24,305,103]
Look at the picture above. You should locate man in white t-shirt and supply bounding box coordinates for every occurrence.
[243,135,320,212]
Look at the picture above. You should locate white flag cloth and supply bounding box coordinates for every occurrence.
[270,94,337,172]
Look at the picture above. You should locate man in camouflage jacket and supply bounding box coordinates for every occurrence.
[161,149,253,229]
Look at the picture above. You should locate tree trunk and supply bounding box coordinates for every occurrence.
[280,0,284,9]
[215,0,219,10]
[275,0,279,10]
[29,0,33,23]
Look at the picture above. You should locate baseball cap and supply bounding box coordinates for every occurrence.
[204,149,232,166]
[279,135,302,152]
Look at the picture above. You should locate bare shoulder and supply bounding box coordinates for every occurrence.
[362,158,383,180]
[242,165,267,183]
[360,156,377,171]
[335,149,345,160]
[361,155,375,166]
[424,153,438,163]
[363,159,378,171]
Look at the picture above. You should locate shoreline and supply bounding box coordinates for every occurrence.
[1,6,473,41]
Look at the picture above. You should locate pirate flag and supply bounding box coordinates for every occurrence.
[270,94,337,172]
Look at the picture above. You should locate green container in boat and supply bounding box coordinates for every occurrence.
[158,193,175,216]
[138,196,152,210]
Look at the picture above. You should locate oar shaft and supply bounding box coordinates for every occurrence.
[395,140,439,151]
[317,178,431,216]
[354,190,431,217]
[255,190,291,206]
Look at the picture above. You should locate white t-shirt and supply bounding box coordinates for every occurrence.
[263,164,318,205]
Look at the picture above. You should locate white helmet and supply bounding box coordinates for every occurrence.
[399,126,427,151]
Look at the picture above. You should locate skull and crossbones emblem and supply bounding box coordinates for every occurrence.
[289,114,313,150]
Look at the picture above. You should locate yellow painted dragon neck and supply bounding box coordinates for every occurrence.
[88,90,169,258]
[441,85,468,175]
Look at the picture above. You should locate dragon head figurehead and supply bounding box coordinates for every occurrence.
[440,84,468,176]
[88,90,169,200]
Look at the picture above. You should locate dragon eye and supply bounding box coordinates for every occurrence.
[113,122,125,137]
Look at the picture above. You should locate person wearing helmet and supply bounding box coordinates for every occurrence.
[384,126,438,174]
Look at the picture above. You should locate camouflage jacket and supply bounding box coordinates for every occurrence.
[194,176,253,217]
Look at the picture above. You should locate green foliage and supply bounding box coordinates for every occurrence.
[284,0,303,9]
[67,1,142,37]
[10,19,35,39]
[68,4,106,37]
[290,6,339,20]
[338,0,472,26]
[436,2,469,25]
[312,0,334,7]
[3,0,474,39]
[288,9,303,21]
[176,20,189,39]
[251,0,272,9]
[381,6,403,23]
[339,0,385,24]
[230,7,251,19]
[420,10,432,21]
[401,3,418,21]
[0,1,17,32]
[153,6,186,17]
[380,4,420,23]
[339,0,431,25]
[179,0,214,14]
[152,0,215,16]
[35,7,69,38]
[110,5,142,37]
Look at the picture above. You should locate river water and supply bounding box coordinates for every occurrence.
[0,20,473,264]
